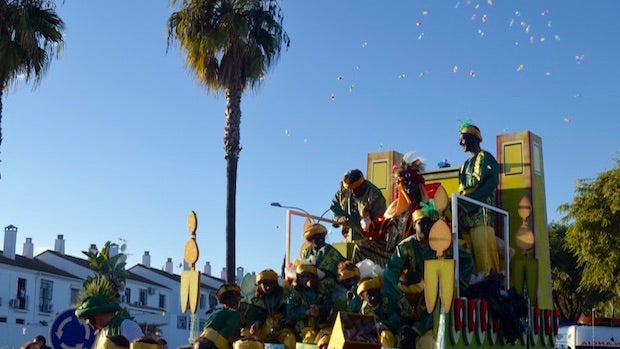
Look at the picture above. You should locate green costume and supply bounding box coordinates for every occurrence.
[360,296,401,333]
[201,308,241,347]
[301,243,346,295]
[246,287,296,349]
[383,235,437,302]
[397,294,432,338]
[330,180,386,241]
[458,149,499,228]
[286,286,332,337]
[459,149,501,276]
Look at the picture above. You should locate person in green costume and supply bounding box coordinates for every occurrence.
[300,221,346,296]
[396,269,432,349]
[357,276,400,348]
[458,122,500,276]
[244,269,296,349]
[286,263,333,344]
[199,284,242,349]
[330,169,387,243]
[76,294,144,349]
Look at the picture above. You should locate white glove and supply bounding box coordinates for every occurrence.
[360,217,371,231]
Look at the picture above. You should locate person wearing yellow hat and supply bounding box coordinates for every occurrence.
[300,221,346,297]
[331,261,362,316]
[198,283,242,349]
[129,337,162,349]
[286,263,332,345]
[458,121,500,277]
[330,169,387,242]
[357,276,399,348]
[382,204,438,307]
[396,269,432,349]
[243,269,296,349]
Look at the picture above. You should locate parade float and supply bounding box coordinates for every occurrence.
[279,130,558,349]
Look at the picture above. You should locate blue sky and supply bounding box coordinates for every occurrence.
[1,0,618,278]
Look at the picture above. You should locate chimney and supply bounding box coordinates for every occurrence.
[220,267,227,280]
[22,238,34,259]
[3,225,17,260]
[142,251,151,267]
[203,261,211,276]
[109,243,119,257]
[165,258,173,273]
[54,235,65,254]
[236,266,244,284]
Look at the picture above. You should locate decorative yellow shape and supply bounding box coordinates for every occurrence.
[429,219,451,258]
[424,259,455,313]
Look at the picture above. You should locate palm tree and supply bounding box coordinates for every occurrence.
[0,0,64,177]
[167,0,289,282]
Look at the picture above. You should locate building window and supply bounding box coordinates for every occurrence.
[177,316,187,329]
[17,278,27,310]
[159,294,166,309]
[70,288,80,305]
[124,288,131,304]
[139,289,147,306]
[208,294,218,310]
[199,294,206,309]
[16,318,25,325]
[0,317,7,323]
[39,279,53,313]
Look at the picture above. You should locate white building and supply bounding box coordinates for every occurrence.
[0,225,226,349]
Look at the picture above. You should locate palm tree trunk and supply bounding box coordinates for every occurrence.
[0,87,3,179]
[224,85,242,283]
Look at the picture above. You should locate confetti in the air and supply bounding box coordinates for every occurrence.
[284,129,290,136]
[545,71,552,77]
[469,70,476,77]
[362,42,368,48]
[416,21,423,27]
[337,75,343,81]
[547,21,552,28]
[515,10,521,17]
[540,37,545,42]
[487,0,493,5]
[349,84,355,92]
[455,1,461,8]
[398,73,407,79]
[554,35,560,41]
[453,65,459,73]
[481,14,488,23]
[422,10,428,16]
[379,143,384,149]
[418,33,425,40]
[516,64,524,72]
[419,71,426,78]
[575,54,585,64]
[509,18,514,27]
[330,93,336,101]
[541,9,549,16]
[525,25,531,33]
[530,36,535,44]
[478,29,485,37]
[471,14,477,21]
[563,117,573,123]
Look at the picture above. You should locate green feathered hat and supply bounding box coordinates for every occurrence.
[459,120,483,141]
[75,294,121,318]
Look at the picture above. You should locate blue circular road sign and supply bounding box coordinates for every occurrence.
[50,308,96,349]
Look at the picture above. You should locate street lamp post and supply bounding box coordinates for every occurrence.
[270,202,336,265]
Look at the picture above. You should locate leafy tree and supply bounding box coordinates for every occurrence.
[559,158,620,307]
[0,0,64,176]
[549,222,586,321]
[167,0,289,282]
[82,241,128,301]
